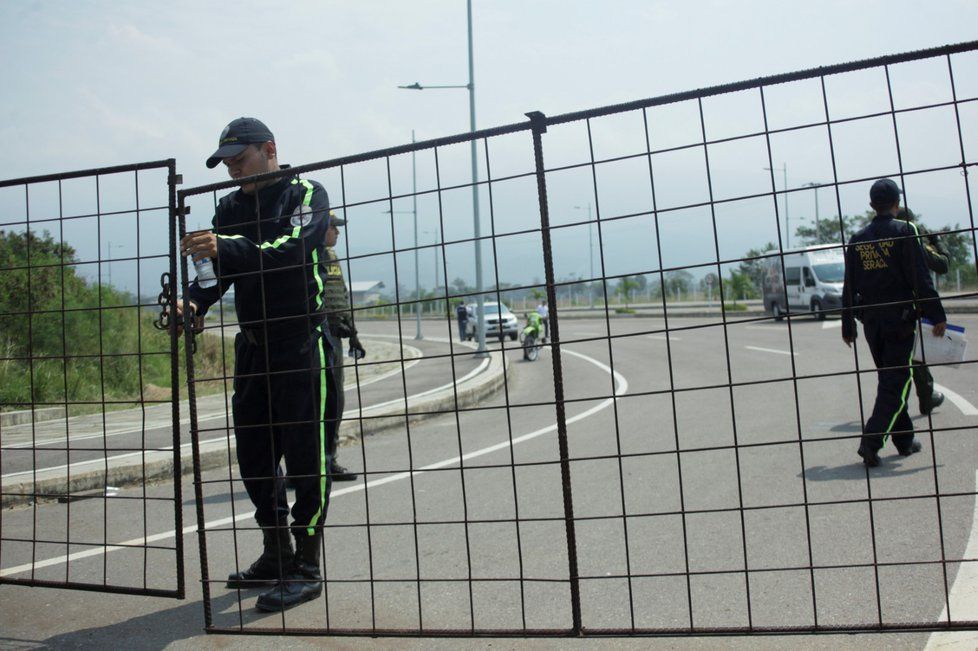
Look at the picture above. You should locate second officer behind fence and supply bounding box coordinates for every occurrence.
[178,117,336,612]
[323,213,365,482]
[842,178,946,468]
[898,207,948,416]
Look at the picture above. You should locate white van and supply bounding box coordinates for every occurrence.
[762,245,845,320]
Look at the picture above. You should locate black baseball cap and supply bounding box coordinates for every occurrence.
[869,178,903,206]
[206,117,275,168]
[329,211,347,226]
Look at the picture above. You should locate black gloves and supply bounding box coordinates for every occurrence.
[348,333,366,360]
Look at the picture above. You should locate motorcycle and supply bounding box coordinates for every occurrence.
[520,312,545,361]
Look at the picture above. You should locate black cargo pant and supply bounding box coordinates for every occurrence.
[232,326,335,536]
[859,316,916,454]
[913,362,935,408]
[324,330,344,460]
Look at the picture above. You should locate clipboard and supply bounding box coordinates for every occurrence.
[914,319,967,367]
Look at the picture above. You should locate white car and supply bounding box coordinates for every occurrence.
[465,301,519,341]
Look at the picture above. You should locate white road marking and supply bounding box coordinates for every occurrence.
[933,383,978,417]
[745,325,785,331]
[351,357,490,413]
[1,438,208,482]
[0,347,627,577]
[822,320,842,329]
[925,470,978,650]
[647,334,682,341]
[2,335,422,451]
[745,345,798,357]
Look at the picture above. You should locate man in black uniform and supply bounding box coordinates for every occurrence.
[323,213,365,481]
[455,301,468,341]
[178,117,335,611]
[842,178,946,468]
[898,207,948,415]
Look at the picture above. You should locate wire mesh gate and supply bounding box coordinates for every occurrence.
[0,41,974,637]
[182,41,978,635]
[0,160,186,598]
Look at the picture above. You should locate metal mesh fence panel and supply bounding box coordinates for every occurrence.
[89,40,978,635]
[2,39,974,641]
[0,160,185,598]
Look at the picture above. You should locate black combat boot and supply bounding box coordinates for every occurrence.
[255,532,323,612]
[921,392,945,416]
[329,458,358,482]
[226,525,293,589]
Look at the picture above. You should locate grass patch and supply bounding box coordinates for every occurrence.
[1,228,232,414]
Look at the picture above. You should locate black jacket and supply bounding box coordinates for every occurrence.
[841,214,946,340]
[187,172,331,334]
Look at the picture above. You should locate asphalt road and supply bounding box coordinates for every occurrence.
[0,330,483,479]
[2,314,977,648]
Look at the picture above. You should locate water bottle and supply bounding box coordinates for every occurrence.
[193,256,217,288]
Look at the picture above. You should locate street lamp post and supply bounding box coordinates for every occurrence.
[803,182,820,241]
[421,229,440,297]
[763,164,789,249]
[573,203,594,307]
[411,130,420,340]
[399,0,487,357]
[106,240,122,288]
[383,131,422,340]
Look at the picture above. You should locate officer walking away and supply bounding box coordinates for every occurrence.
[841,178,946,468]
[177,117,336,611]
[323,212,365,482]
[456,301,468,341]
[536,299,549,343]
[898,207,948,415]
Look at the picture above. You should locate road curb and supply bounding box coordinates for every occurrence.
[1,406,67,428]
[2,344,512,509]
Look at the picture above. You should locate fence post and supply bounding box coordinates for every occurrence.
[526,110,582,635]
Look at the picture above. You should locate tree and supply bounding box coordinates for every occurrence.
[699,272,719,300]
[615,276,640,307]
[914,216,975,291]
[737,242,776,292]
[724,269,757,302]
[926,222,973,269]
[451,277,469,295]
[663,270,694,300]
[794,213,871,246]
[0,228,170,406]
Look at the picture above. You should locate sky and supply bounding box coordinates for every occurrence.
[1,1,976,299]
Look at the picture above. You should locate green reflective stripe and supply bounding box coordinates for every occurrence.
[312,249,325,310]
[900,219,922,303]
[292,178,315,206]
[881,219,921,443]
[900,219,920,236]
[307,324,329,535]
[883,349,915,439]
[258,227,301,250]
[218,228,296,248]
[215,180,315,251]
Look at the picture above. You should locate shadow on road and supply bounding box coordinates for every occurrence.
[803,460,942,482]
[184,489,248,508]
[38,592,241,648]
